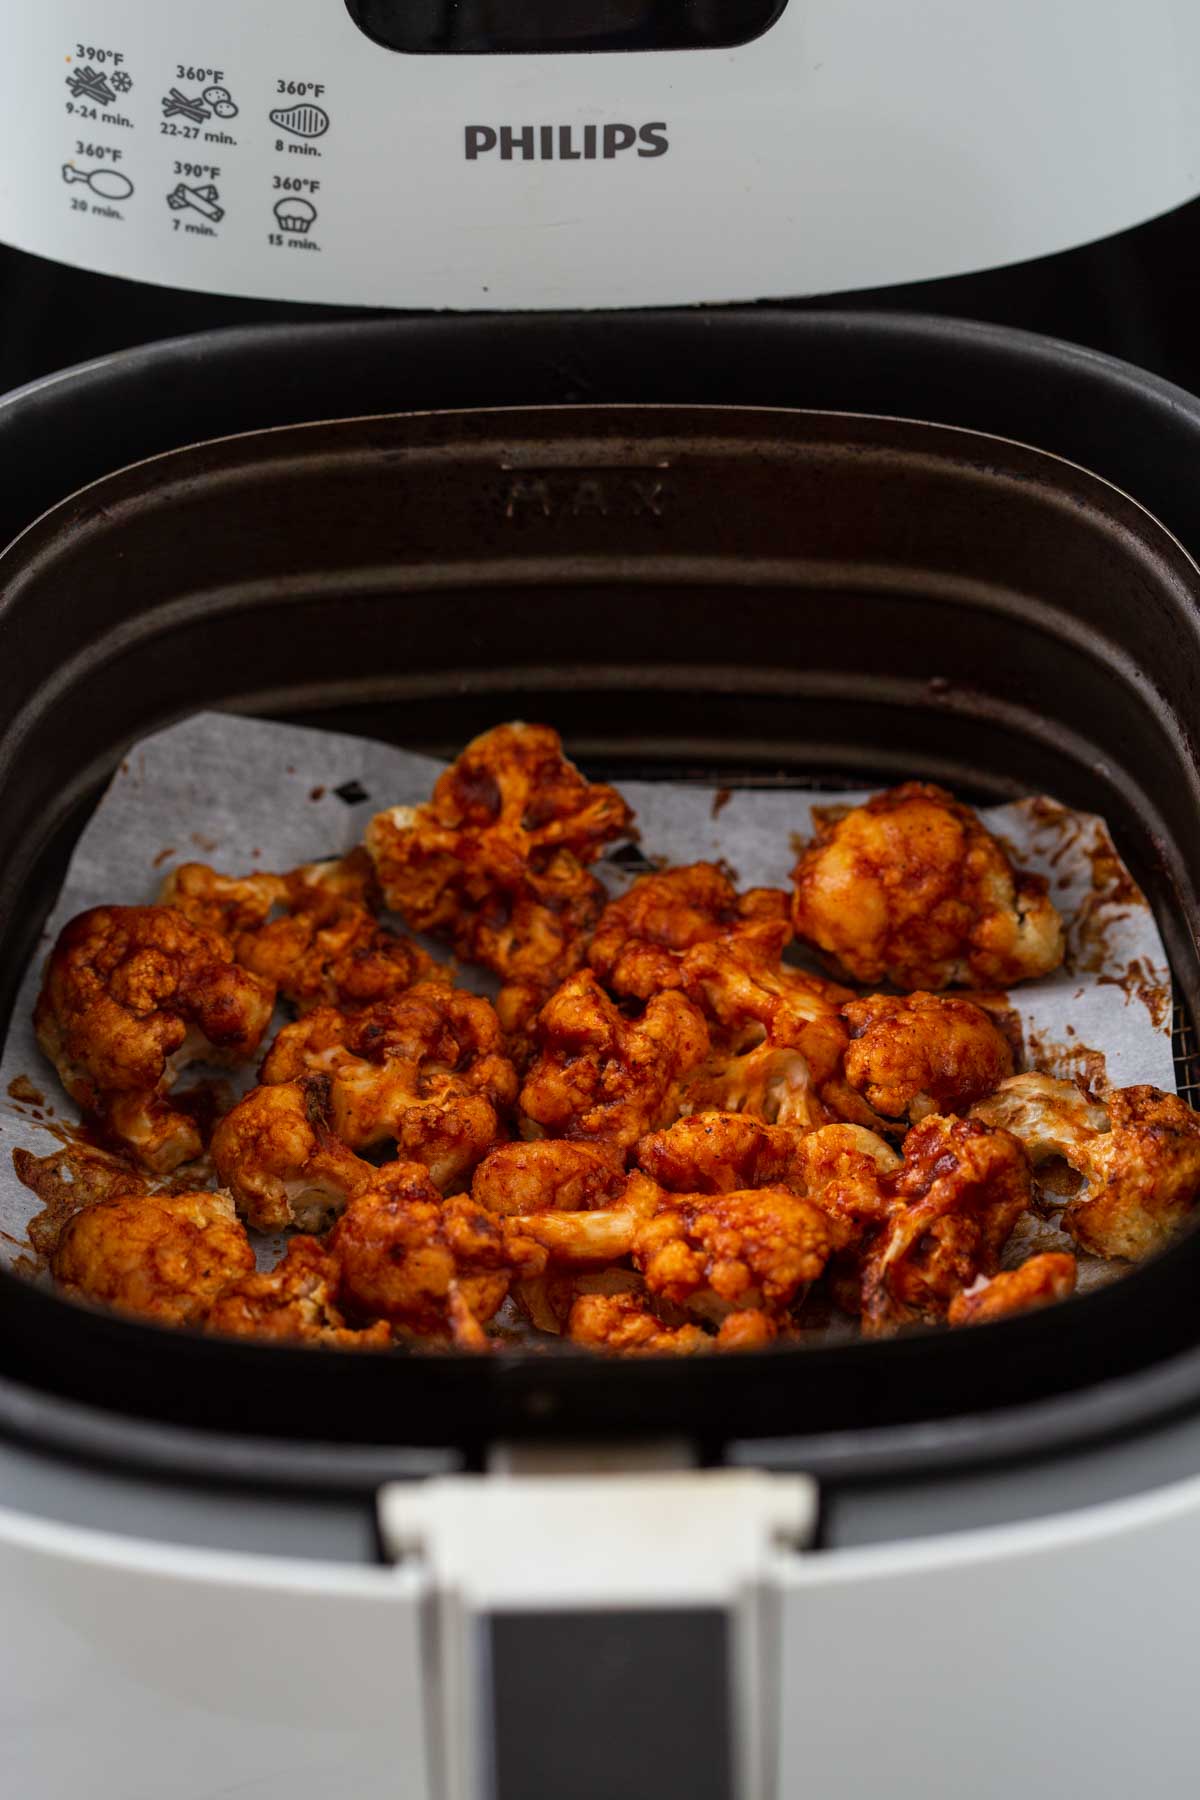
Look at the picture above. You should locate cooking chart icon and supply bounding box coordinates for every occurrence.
[270,103,330,140]
[274,196,317,234]
[62,163,134,201]
[161,84,240,125]
[168,181,225,223]
[66,64,119,106]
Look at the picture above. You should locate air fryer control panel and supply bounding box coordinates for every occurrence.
[3,0,1200,310]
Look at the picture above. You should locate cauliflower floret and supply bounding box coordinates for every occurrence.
[329,1161,546,1347]
[677,936,851,1129]
[838,991,1014,1127]
[1065,1087,1200,1260]
[637,1112,899,1231]
[567,1291,711,1356]
[164,852,438,1013]
[859,1116,1032,1335]
[971,1071,1109,1163]
[472,1138,626,1215]
[515,1168,845,1324]
[210,1076,375,1232]
[518,970,710,1153]
[364,723,633,1003]
[206,1235,392,1348]
[35,905,275,1173]
[50,1187,255,1325]
[262,983,517,1191]
[588,861,791,1000]
[791,783,1064,989]
[947,1252,1077,1327]
[971,1075,1200,1260]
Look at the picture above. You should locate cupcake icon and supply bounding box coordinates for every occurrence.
[274,196,317,234]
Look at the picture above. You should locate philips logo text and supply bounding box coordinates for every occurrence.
[465,123,669,162]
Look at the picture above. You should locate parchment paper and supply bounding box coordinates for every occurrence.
[0,712,1176,1287]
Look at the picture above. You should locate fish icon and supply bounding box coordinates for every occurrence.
[62,163,135,201]
[270,103,330,139]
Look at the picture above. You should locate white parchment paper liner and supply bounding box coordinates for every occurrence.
[0,712,1176,1295]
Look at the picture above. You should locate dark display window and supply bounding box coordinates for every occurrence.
[345,0,790,54]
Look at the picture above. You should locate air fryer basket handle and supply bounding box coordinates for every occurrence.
[378,1469,816,1800]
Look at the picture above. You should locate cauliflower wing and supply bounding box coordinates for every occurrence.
[838,991,1014,1127]
[677,936,851,1129]
[364,723,633,1001]
[1064,1086,1200,1261]
[948,1251,1077,1327]
[206,1235,392,1347]
[567,1291,711,1355]
[518,970,710,1152]
[637,1112,899,1231]
[472,1138,626,1215]
[164,852,437,1013]
[50,1187,255,1325]
[35,905,275,1173]
[859,1116,1032,1335]
[515,1167,845,1323]
[791,783,1065,989]
[210,1076,374,1232]
[262,983,517,1190]
[971,1075,1200,1259]
[329,1161,546,1346]
[970,1071,1109,1163]
[588,862,791,1000]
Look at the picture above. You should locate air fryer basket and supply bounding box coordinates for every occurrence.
[2,402,1199,1452]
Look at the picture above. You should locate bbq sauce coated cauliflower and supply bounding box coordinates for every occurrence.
[35,906,275,1173]
[329,1161,546,1348]
[261,983,517,1191]
[567,1291,712,1356]
[211,1077,375,1232]
[515,1165,848,1326]
[973,1073,1200,1260]
[839,991,1015,1127]
[791,783,1065,989]
[206,1235,392,1348]
[364,723,633,1005]
[163,852,438,1014]
[518,969,711,1152]
[947,1252,1077,1328]
[589,861,792,1000]
[472,1138,626,1216]
[50,1187,256,1325]
[859,1116,1032,1335]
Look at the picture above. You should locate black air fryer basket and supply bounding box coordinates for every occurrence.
[1,394,1199,1457]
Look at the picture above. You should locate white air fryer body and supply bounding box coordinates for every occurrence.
[4,0,1200,309]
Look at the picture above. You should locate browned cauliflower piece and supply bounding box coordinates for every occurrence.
[50,1187,255,1325]
[163,851,438,1013]
[262,983,518,1191]
[588,861,791,1000]
[515,1168,846,1325]
[1065,1087,1200,1260]
[637,1112,899,1232]
[206,1235,392,1348]
[210,1076,375,1232]
[948,1251,1077,1327]
[364,723,633,1009]
[970,1071,1110,1162]
[329,1161,546,1347]
[567,1291,712,1356]
[518,970,711,1153]
[971,1074,1200,1260]
[677,936,852,1129]
[838,991,1015,1127]
[859,1116,1032,1335]
[35,905,275,1174]
[472,1138,626,1215]
[791,783,1064,989]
